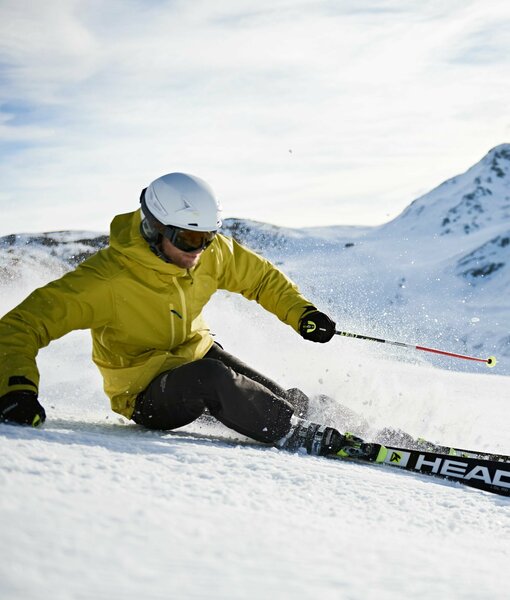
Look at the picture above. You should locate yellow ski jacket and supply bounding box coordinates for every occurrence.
[0,211,312,418]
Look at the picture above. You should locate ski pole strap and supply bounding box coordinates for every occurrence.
[334,330,497,368]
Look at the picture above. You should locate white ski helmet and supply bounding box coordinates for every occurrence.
[141,172,222,232]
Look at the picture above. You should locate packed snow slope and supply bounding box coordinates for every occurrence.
[1,145,510,600]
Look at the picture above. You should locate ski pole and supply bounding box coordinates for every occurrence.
[334,330,497,368]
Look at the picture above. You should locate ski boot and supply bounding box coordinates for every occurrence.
[276,418,387,462]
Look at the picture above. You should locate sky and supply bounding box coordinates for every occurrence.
[0,0,509,236]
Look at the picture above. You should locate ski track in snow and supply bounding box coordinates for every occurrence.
[1,250,510,599]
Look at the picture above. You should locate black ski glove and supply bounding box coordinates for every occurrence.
[0,390,46,427]
[299,308,336,343]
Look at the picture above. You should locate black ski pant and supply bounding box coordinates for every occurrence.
[132,344,295,443]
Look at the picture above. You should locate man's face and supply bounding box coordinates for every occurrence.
[160,236,204,269]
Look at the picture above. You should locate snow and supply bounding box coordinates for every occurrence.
[1,264,510,600]
[2,146,510,599]
[3,418,509,600]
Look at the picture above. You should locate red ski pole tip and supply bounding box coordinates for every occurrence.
[486,356,497,368]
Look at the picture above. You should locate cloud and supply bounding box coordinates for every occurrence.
[0,0,509,235]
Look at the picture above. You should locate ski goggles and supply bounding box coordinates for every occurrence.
[162,225,217,252]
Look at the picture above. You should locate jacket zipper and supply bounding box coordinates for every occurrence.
[172,277,187,342]
[168,303,176,347]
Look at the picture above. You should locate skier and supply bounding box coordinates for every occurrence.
[0,173,360,457]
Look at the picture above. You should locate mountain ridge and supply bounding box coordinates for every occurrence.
[380,143,510,239]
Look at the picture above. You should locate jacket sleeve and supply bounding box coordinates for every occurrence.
[216,236,313,332]
[0,263,114,398]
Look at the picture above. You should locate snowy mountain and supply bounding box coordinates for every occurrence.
[382,144,510,238]
[375,144,510,366]
[1,146,510,600]
[379,143,510,300]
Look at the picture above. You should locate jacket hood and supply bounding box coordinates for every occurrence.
[109,210,194,276]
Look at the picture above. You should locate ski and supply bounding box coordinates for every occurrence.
[331,444,510,497]
[408,439,510,463]
[374,428,510,463]
[383,446,510,496]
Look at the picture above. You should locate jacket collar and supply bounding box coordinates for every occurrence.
[109,210,194,277]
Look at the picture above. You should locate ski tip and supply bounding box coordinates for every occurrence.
[486,355,497,368]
